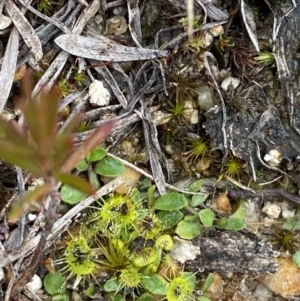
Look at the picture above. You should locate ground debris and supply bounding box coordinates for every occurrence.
[185,230,279,276]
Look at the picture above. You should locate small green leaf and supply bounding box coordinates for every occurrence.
[152,192,188,211]
[215,218,245,230]
[104,278,119,292]
[76,159,88,171]
[283,215,300,231]
[94,157,125,177]
[199,297,211,301]
[60,184,87,204]
[139,178,152,190]
[181,272,196,291]
[157,210,184,228]
[86,146,107,162]
[201,273,215,292]
[230,201,245,221]
[56,173,95,195]
[137,293,154,301]
[85,285,95,297]
[52,294,69,301]
[147,184,156,208]
[175,220,202,239]
[188,179,203,192]
[190,194,208,207]
[293,250,300,267]
[184,215,199,221]
[199,208,215,228]
[43,272,66,296]
[141,274,167,295]
[110,294,125,301]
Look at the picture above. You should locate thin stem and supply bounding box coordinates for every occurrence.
[184,205,199,216]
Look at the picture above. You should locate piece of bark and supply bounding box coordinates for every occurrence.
[184,231,279,276]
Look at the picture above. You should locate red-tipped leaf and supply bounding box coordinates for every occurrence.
[53,114,84,171]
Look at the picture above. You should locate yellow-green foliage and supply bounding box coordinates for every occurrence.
[186,137,209,162]
[166,274,195,301]
[223,156,244,178]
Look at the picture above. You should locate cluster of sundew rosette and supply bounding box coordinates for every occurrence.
[54,191,196,300]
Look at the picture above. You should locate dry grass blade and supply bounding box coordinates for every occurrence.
[32,0,100,97]
[72,0,100,33]
[5,0,43,61]
[195,0,228,21]
[186,0,194,37]
[240,0,259,52]
[75,0,88,6]
[32,51,69,97]
[127,0,142,46]
[55,34,170,61]
[17,0,71,34]
[0,28,19,114]
[136,108,167,195]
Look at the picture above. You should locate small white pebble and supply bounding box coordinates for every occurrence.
[263,149,282,167]
[1,110,15,121]
[170,236,201,264]
[105,16,127,36]
[262,202,281,219]
[182,100,194,122]
[209,25,224,37]
[152,111,172,126]
[25,274,42,292]
[221,76,240,91]
[27,213,37,222]
[197,85,214,111]
[189,109,199,124]
[164,144,173,155]
[89,80,111,107]
[281,202,296,219]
